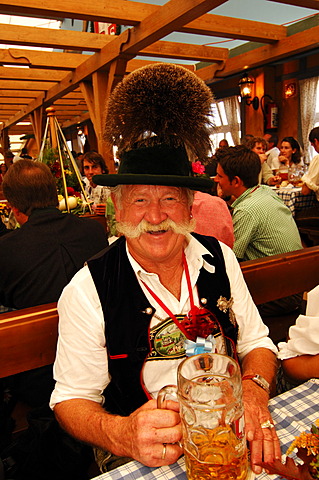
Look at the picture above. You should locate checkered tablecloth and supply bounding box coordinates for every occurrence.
[275,187,316,216]
[92,379,319,480]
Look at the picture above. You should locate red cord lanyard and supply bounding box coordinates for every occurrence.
[140,252,214,341]
[140,252,191,338]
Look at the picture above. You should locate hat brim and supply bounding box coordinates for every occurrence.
[92,173,214,192]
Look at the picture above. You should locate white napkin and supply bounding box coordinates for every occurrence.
[306,284,319,316]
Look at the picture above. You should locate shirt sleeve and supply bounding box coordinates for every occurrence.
[220,243,278,361]
[50,265,109,409]
[302,155,319,193]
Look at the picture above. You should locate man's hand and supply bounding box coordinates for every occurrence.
[267,175,281,186]
[111,399,183,467]
[242,382,281,474]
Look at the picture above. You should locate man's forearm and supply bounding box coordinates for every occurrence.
[54,398,127,455]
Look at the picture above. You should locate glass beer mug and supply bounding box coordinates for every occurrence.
[158,353,248,480]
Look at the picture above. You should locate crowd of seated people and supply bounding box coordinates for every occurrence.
[1,122,319,479]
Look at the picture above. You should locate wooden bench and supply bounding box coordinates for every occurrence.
[0,303,58,379]
[241,245,319,343]
[1,246,319,379]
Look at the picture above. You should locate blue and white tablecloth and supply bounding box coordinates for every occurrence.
[275,187,316,216]
[92,379,319,480]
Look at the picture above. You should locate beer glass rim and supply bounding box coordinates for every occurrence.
[177,352,240,383]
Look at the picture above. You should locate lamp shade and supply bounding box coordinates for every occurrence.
[239,74,254,99]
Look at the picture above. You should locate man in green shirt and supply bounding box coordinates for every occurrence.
[214,145,303,317]
[214,145,302,262]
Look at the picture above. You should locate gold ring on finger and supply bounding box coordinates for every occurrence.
[260,420,274,429]
[161,443,167,460]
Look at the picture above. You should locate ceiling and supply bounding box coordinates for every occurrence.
[0,0,318,147]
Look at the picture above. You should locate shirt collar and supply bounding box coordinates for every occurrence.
[126,233,216,278]
[232,185,259,208]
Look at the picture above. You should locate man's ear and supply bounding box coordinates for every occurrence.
[11,206,28,225]
[231,176,243,187]
[111,193,121,222]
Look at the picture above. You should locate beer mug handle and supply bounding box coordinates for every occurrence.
[157,385,183,449]
[157,385,178,409]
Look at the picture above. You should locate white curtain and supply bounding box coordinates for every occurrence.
[223,96,240,146]
[299,76,318,164]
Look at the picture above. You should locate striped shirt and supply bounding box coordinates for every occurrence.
[231,185,303,261]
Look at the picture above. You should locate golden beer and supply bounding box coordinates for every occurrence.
[184,425,248,480]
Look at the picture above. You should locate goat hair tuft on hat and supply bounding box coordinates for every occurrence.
[104,63,214,162]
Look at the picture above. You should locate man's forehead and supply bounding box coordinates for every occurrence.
[123,184,184,196]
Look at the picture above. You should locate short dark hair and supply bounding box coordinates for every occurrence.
[246,136,267,151]
[82,151,108,174]
[281,137,301,164]
[3,159,58,216]
[215,145,261,188]
[267,134,278,146]
[309,127,319,143]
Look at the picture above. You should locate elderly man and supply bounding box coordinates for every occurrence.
[51,141,280,474]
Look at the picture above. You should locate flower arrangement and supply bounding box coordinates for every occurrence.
[40,146,81,196]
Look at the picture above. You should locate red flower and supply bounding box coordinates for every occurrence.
[192,160,205,175]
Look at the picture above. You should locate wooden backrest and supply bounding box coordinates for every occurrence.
[241,246,319,305]
[0,303,58,378]
[1,246,319,378]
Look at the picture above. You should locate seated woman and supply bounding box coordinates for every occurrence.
[277,285,319,387]
[271,136,303,173]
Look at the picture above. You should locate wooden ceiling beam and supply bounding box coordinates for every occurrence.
[267,0,319,9]
[0,48,90,70]
[0,80,56,90]
[202,23,319,80]
[0,90,39,98]
[0,98,34,104]
[0,26,228,63]
[0,66,66,81]
[0,0,286,43]
[0,23,109,51]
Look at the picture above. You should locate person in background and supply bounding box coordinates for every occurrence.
[264,133,280,169]
[0,159,108,311]
[0,163,7,184]
[51,63,280,476]
[218,138,229,149]
[271,137,303,172]
[215,145,303,316]
[277,285,319,389]
[192,190,234,248]
[246,137,280,186]
[82,151,110,214]
[295,127,319,242]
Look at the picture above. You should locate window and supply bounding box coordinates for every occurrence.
[210,96,241,152]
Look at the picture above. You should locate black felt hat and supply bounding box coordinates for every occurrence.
[93,143,214,191]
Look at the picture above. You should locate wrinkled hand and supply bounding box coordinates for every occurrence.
[113,399,183,467]
[243,383,281,474]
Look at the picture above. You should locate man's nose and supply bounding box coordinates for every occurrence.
[145,201,167,223]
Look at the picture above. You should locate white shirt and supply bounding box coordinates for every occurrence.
[302,154,319,201]
[50,235,277,408]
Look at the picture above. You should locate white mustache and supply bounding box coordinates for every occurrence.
[116,218,196,238]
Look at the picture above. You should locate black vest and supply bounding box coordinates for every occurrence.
[88,233,238,416]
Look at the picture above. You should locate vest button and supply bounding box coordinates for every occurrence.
[200,298,208,304]
[144,307,153,315]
